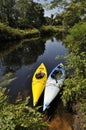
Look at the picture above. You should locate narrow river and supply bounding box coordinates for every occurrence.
[0,37,74,130]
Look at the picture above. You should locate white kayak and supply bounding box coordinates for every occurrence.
[43,63,66,111]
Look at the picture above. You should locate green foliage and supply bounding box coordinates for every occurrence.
[63,1,86,28]
[80,99,86,129]
[0,0,17,26]
[0,89,47,130]
[61,21,86,129]
[64,22,86,53]
[0,74,47,130]
[0,0,45,29]
[62,22,86,102]
[62,54,86,103]
[44,0,66,9]
[0,75,47,130]
[41,25,57,34]
[0,22,24,40]
[40,25,64,35]
[54,14,63,26]
[0,22,40,41]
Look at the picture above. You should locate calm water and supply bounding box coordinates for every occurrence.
[0,37,68,104]
[0,37,75,130]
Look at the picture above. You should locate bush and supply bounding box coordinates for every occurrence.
[0,74,47,130]
[62,22,86,129]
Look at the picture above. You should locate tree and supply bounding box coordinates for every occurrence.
[0,0,45,29]
[0,0,18,27]
[44,17,52,25]
[54,14,63,25]
[63,1,86,28]
[44,0,86,28]
[26,1,45,28]
[15,0,45,29]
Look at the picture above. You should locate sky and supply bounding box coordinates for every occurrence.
[34,0,58,17]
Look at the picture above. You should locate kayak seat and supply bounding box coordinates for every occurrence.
[35,71,45,79]
[51,70,62,79]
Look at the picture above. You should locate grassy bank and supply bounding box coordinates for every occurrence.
[0,22,40,41]
[40,25,65,36]
[0,22,64,41]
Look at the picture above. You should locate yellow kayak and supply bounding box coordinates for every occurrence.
[32,63,47,106]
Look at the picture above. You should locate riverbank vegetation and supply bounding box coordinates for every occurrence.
[0,22,40,41]
[51,0,86,129]
[0,0,86,130]
[0,22,64,41]
[0,0,65,41]
[62,21,86,129]
[0,74,47,130]
[0,88,47,130]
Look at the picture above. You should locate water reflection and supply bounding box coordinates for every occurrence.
[0,37,68,104]
[0,39,45,74]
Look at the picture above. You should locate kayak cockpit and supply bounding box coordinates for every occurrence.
[35,71,45,79]
[51,70,63,79]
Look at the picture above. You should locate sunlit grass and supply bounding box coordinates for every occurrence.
[0,73,17,87]
[0,22,40,41]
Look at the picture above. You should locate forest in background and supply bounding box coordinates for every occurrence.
[0,0,86,130]
[0,0,86,40]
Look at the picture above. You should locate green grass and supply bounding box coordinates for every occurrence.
[0,22,40,41]
[40,25,64,35]
[0,22,64,41]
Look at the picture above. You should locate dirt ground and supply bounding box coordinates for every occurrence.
[48,112,74,130]
[43,102,85,130]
